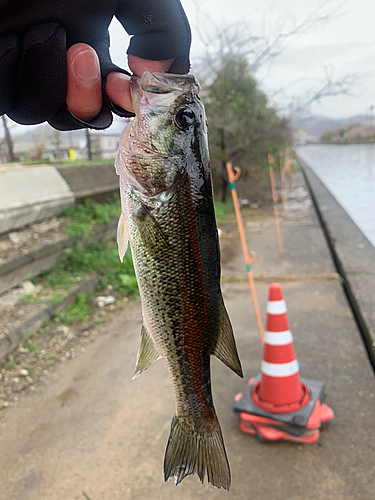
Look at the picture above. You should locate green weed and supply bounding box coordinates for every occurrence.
[214,200,234,222]
[64,196,120,237]
[54,292,92,325]
[4,361,15,370]
[27,343,40,356]
[46,352,57,360]
[66,222,93,237]
[44,290,66,304]
[20,292,41,304]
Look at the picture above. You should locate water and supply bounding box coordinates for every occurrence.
[296,144,375,248]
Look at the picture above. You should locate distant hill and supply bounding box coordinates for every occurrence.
[291,114,368,138]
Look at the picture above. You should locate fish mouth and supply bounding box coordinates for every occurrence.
[131,72,199,96]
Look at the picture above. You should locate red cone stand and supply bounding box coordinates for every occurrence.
[234,283,334,443]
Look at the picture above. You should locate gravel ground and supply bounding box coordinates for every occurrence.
[0,293,131,412]
[0,276,92,341]
[0,217,71,265]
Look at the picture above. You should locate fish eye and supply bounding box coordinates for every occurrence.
[175,108,196,130]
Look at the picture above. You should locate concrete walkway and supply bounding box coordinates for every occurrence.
[0,174,374,500]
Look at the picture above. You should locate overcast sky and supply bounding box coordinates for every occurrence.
[5,0,375,137]
[108,0,375,119]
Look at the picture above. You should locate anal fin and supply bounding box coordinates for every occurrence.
[210,300,243,378]
[133,322,161,379]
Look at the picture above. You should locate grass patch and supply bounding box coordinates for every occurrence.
[27,343,40,356]
[53,292,92,325]
[35,239,137,295]
[20,292,41,304]
[4,361,15,370]
[32,223,137,327]
[46,352,57,360]
[214,200,234,222]
[44,291,66,304]
[63,196,120,237]
[28,197,137,331]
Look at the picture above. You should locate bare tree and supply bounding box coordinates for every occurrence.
[30,129,47,161]
[192,0,354,118]
[1,115,16,162]
[46,129,64,160]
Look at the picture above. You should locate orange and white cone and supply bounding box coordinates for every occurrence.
[252,283,306,412]
[234,282,334,443]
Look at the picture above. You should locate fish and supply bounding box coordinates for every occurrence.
[114,71,243,490]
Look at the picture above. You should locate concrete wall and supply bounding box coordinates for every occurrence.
[0,166,75,234]
[0,163,119,235]
[56,163,118,200]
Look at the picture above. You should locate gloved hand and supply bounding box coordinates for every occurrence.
[0,0,191,130]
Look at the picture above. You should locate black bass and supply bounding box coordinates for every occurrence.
[115,72,242,490]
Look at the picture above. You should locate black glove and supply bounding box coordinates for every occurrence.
[0,0,191,130]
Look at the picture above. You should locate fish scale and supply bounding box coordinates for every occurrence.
[115,71,243,490]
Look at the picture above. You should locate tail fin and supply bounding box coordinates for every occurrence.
[164,414,231,490]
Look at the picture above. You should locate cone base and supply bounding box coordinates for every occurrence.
[238,398,334,444]
[239,419,321,444]
[233,373,334,444]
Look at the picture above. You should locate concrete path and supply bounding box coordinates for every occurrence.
[0,174,374,500]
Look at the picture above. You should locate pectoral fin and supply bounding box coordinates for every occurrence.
[133,323,161,379]
[210,300,243,378]
[117,212,129,263]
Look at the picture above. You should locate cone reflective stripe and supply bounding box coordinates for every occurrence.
[261,360,299,377]
[264,330,293,345]
[266,300,287,315]
[259,284,303,407]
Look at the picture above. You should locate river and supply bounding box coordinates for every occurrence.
[296,144,375,248]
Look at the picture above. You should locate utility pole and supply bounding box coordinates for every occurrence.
[85,128,92,161]
[1,116,16,162]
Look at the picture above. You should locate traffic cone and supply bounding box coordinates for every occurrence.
[234,283,334,443]
[252,283,308,413]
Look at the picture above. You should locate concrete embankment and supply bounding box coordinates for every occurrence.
[296,154,375,370]
[0,163,118,234]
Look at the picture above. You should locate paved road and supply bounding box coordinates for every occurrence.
[0,174,374,500]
